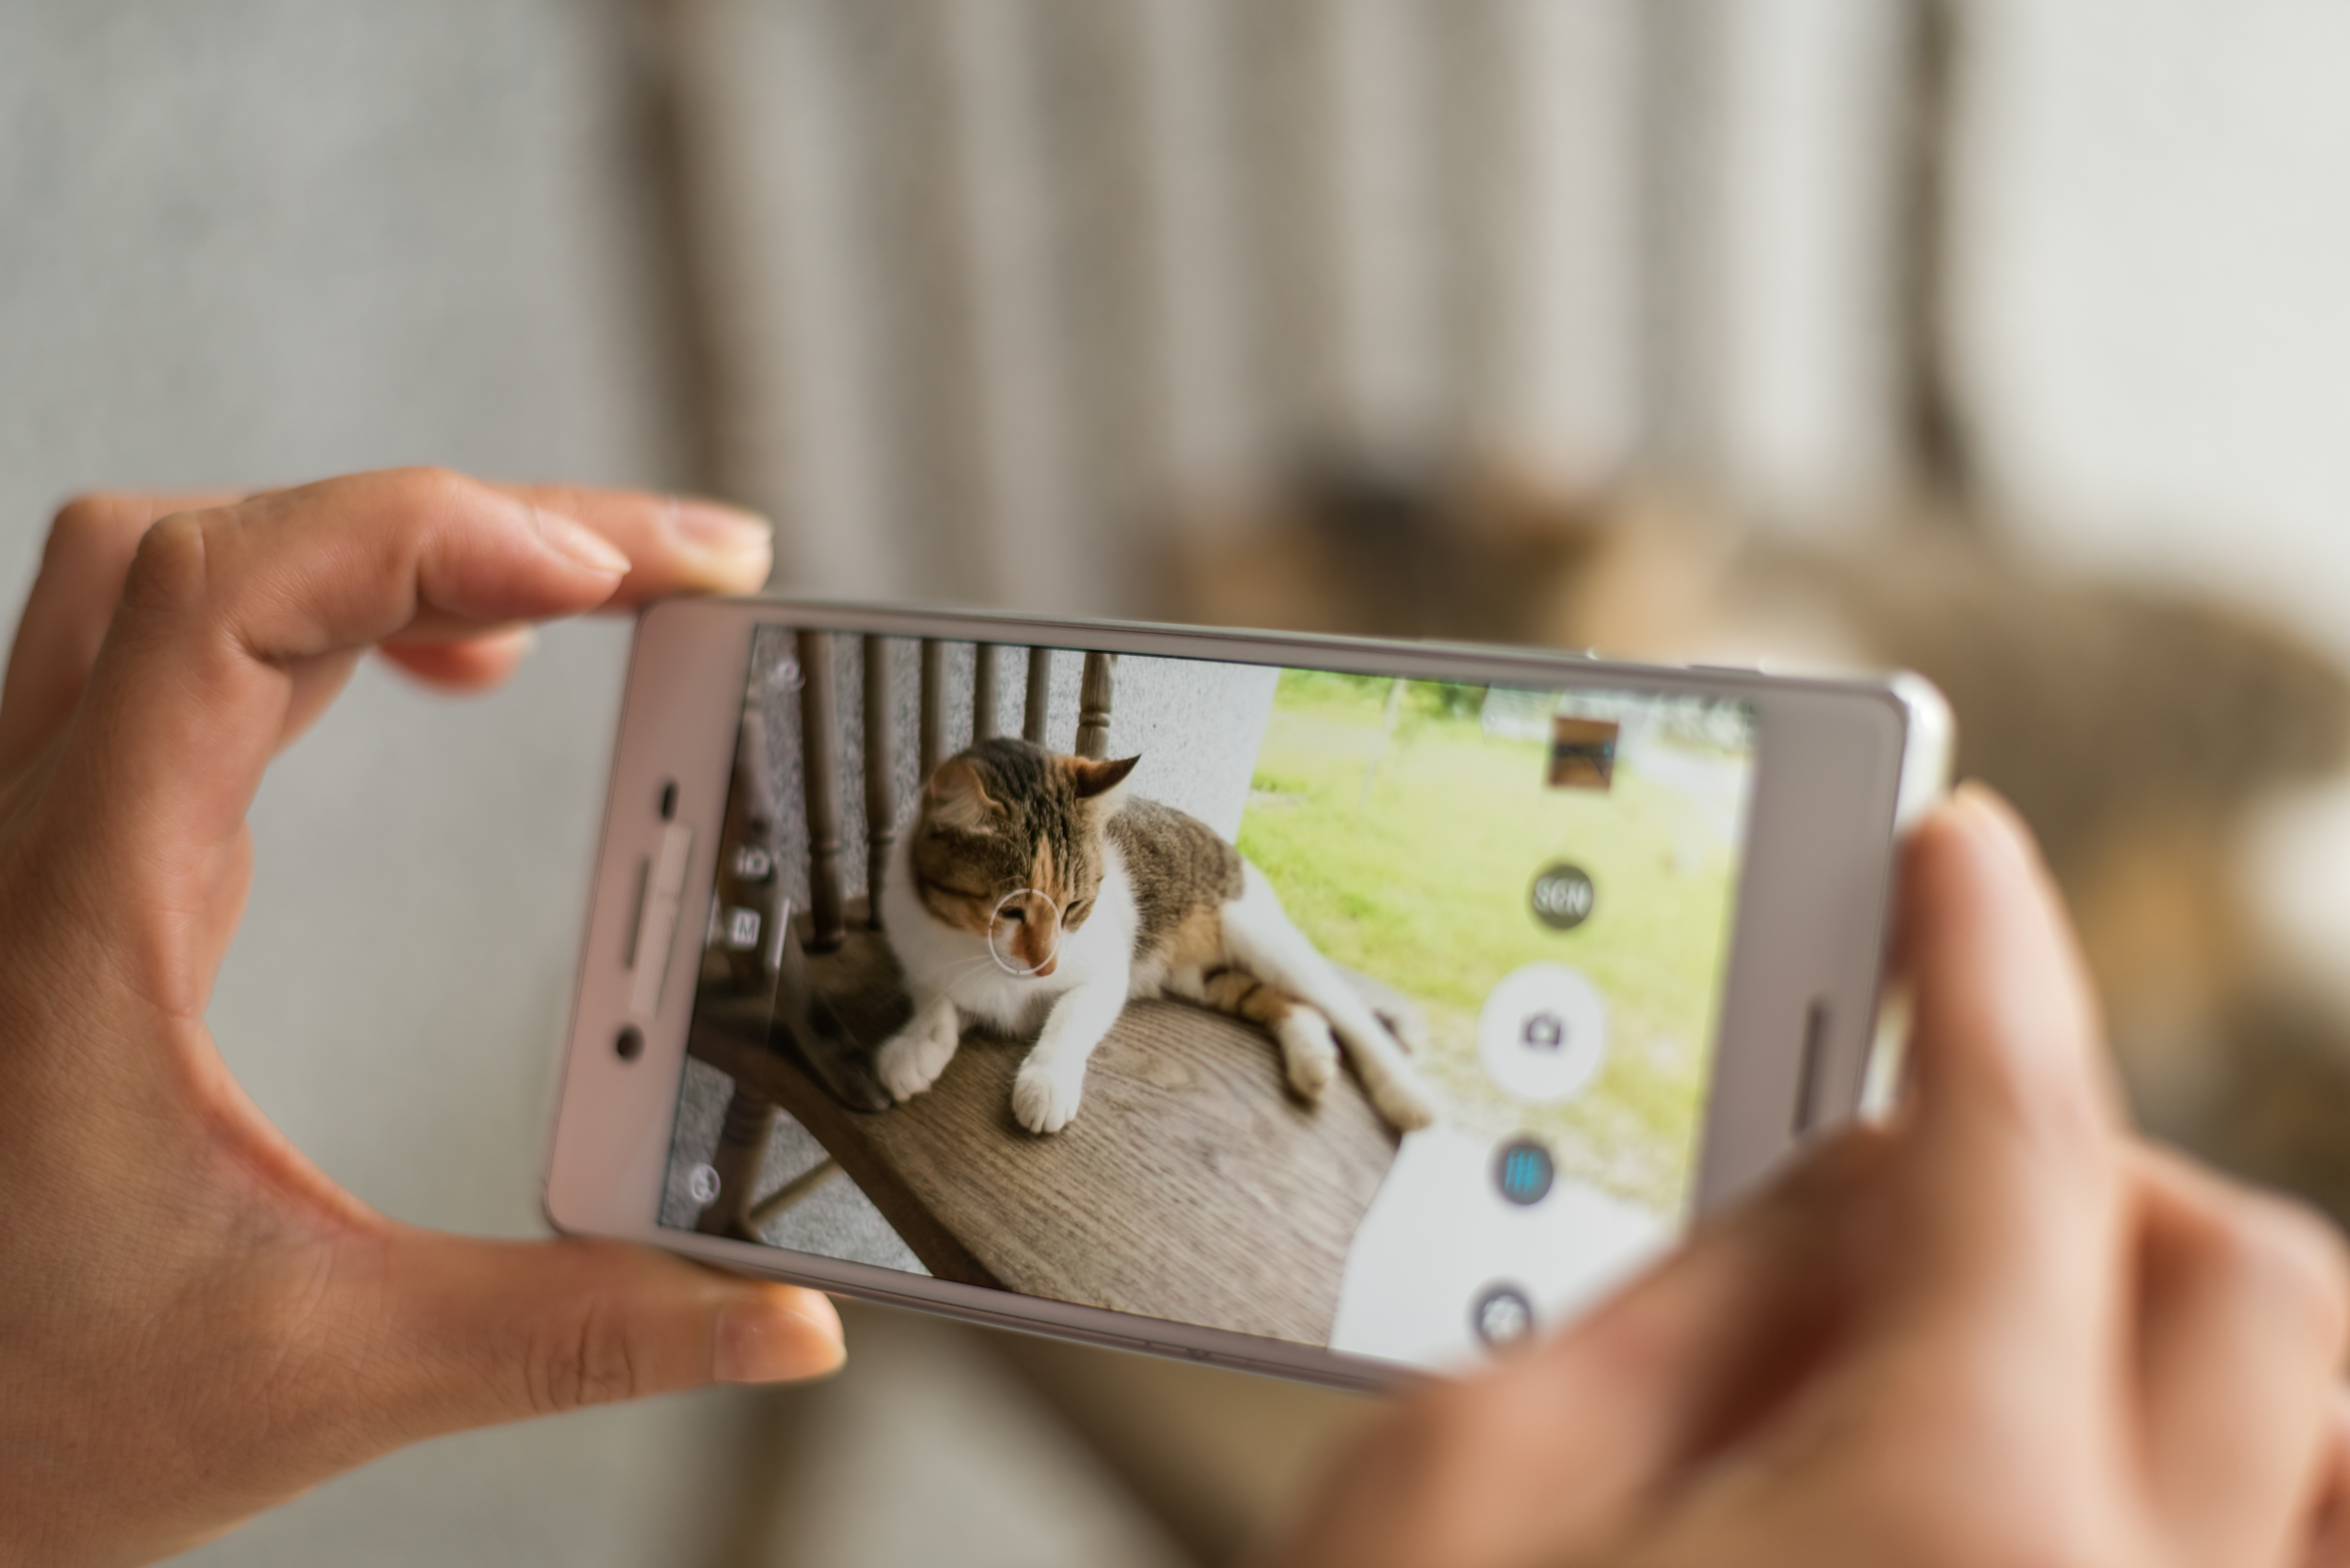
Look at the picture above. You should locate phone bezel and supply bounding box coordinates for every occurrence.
[543,598,1947,1392]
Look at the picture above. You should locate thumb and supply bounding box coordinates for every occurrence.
[1857,785,2125,1394]
[345,1227,844,1439]
[1272,1133,1877,1568]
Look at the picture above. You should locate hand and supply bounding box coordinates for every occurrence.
[0,470,846,1567]
[1267,788,2350,1568]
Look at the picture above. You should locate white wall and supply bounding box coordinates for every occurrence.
[1965,0,2350,661]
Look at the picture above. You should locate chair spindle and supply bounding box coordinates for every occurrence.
[862,635,896,930]
[797,629,846,952]
[1023,646,1052,744]
[1076,652,1115,760]
[972,643,1001,740]
[919,638,946,777]
[692,1082,779,1240]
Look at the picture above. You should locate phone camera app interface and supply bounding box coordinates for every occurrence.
[659,633,1757,1373]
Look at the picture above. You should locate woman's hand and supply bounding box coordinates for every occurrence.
[1268,788,2350,1568]
[0,470,845,1568]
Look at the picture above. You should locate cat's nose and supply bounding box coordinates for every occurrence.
[1015,921,1059,977]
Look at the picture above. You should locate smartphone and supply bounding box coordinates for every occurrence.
[544,600,1951,1390]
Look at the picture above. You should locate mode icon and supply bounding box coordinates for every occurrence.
[1530,863,1594,930]
[1471,1284,1538,1349]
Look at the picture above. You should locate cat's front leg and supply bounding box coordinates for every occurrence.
[876,993,963,1102]
[1012,978,1128,1134]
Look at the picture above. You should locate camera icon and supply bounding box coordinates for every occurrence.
[1478,963,1608,1103]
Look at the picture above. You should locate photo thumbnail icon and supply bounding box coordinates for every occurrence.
[1547,716,1618,790]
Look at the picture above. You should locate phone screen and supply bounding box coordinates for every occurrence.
[656,625,1757,1370]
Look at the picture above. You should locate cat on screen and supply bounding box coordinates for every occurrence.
[875,737,1437,1136]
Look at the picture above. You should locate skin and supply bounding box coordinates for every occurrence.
[2,467,2343,1565]
[0,470,844,1567]
[1263,789,2350,1568]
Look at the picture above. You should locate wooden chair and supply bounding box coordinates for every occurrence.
[686,633,1399,1347]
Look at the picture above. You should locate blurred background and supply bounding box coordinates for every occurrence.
[7,1,2350,1562]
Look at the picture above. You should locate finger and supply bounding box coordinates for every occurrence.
[376,626,538,692]
[1272,1131,1879,1568]
[1871,786,2125,1355]
[342,1228,843,1443]
[10,478,765,780]
[2303,1390,2350,1567]
[2135,1147,2350,1567]
[489,483,770,608]
[0,489,242,775]
[49,469,656,925]
[222,484,769,650]
[1507,1126,1887,1483]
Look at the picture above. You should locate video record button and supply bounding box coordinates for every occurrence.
[1493,1137,1555,1206]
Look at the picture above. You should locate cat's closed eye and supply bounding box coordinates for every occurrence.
[998,905,1026,924]
[1065,898,1094,926]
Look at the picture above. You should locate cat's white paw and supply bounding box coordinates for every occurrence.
[1012,1053,1088,1134]
[877,1007,960,1102]
[1365,1065,1438,1132]
[1274,1011,1339,1101]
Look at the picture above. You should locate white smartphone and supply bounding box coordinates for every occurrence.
[545,599,1951,1390]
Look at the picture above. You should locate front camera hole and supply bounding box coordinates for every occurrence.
[658,781,679,820]
[614,1025,644,1062]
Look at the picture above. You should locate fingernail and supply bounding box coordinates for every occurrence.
[533,507,633,576]
[714,1291,844,1384]
[664,499,773,562]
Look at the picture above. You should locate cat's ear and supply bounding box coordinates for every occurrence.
[1065,753,1140,800]
[924,758,999,833]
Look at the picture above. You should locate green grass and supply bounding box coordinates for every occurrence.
[1235,671,1747,1217]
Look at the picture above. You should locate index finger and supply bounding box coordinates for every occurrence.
[1,479,771,768]
[47,470,756,940]
[0,489,243,776]
[377,481,772,646]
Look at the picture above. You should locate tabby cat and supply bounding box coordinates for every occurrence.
[875,737,1437,1136]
